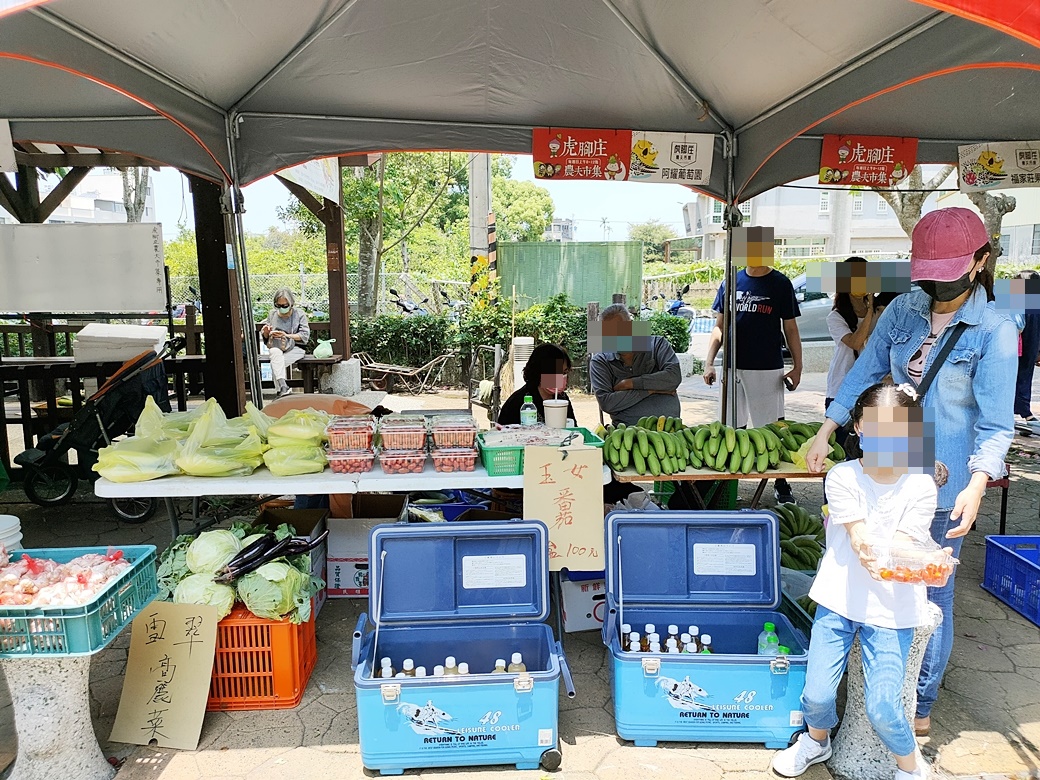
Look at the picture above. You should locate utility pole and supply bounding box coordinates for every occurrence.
[469,153,492,259]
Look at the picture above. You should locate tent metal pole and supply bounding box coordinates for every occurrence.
[30,7,225,116]
[225,115,263,408]
[723,131,738,429]
[231,0,363,112]
[5,115,167,123]
[237,111,539,131]
[736,11,947,135]
[599,0,731,132]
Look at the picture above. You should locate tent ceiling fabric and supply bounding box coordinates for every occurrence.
[2,0,1040,197]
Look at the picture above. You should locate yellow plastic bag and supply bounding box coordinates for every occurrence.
[134,396,208,441]
[94,436,182,483]
[262,445,327,476]
[267,408,331,448]
[175,402,267,477]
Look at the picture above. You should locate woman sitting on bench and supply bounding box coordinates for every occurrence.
[260,287,309,398]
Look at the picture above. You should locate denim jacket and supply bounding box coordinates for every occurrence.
[827,287,1016,509]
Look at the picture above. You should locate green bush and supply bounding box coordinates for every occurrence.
[350,314,453,366]
[645,312,691,354]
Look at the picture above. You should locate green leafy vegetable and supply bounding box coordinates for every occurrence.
[174,573,236,619]
[262,445,327,476]
[185,530,242,574]
[237,561,313,623]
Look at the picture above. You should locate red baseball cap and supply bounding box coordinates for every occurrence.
[910,207,990,282]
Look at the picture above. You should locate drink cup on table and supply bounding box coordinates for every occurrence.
[543,399,569,428]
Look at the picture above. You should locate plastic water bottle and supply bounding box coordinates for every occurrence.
[757,622,780,656]
[520,396,538,426]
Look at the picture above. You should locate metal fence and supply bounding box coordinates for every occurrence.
[169,273,468,317]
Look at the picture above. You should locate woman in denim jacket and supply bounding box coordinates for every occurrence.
[806,208,1016,737]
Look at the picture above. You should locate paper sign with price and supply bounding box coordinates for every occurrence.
[523,445,603,571]
[110,602,220,750]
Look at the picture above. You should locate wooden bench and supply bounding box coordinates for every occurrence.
[258,354,342,393]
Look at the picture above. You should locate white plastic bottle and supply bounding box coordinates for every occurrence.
[649,642,661,654]
[688,625,701,651]
[757,622,780,656]
[493,658,507,674]
[443,656,459,675]
[414,666,427,678]
[433,665,445,678]
[457,662,470,676]
[684,642,698,654]
[667,624,681,647]
[402,658,416,677]
[520,396,538,426]
[628,632,641,653]
[380,656,395,677]
[699,634,714,654]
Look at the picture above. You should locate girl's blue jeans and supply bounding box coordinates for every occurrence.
[916,507,964,718]
[802,605,917,757]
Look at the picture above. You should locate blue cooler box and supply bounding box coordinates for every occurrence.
[602,510,809,749]
[352,520,575,775]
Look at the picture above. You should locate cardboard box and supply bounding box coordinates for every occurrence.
[560,572,607,633]
[255,508,329,615]
[327,495,408,598]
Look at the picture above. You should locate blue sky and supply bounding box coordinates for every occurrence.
[150,154,697,241]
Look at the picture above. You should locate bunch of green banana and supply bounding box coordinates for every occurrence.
[766,419,845,464]
[796,595,818,618]
[634,415,687,433]
[775,502,826,571]
[602,422,697,477]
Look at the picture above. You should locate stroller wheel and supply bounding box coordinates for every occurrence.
[110,497,157,524]
[23,465,78,506]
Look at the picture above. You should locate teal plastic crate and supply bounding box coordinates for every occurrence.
[478,428,604,477]
[0,545,158,657]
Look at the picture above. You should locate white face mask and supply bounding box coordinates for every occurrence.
[276,304,291,314]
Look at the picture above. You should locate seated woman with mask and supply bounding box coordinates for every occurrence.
[259,288,310,398]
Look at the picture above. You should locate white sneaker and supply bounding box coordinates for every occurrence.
[771,732,832,777]
[894,751,930,780]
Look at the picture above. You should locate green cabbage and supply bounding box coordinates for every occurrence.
[173,573,236,619]
[237,561,311,623]
[93,436,181,482]
[185,530,242,574]
[263,445,327,476]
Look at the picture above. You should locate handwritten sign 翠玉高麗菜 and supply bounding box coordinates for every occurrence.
[110,601,220,751]
[523,444,603,571]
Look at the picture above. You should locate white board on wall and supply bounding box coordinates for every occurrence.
[0,223,166,313]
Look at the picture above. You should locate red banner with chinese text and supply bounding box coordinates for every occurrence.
[819,134,918,187]
[533,128,633,181]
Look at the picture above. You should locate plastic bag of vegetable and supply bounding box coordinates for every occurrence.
[263,445,327,476]
[185,529,242,574]
[237,560,313,623]
[93,435,181,482]
[135,396,208,441]
[244,401,275,441]
[266,408,331,448]
[173,573,237,619]
[176,402,267,477]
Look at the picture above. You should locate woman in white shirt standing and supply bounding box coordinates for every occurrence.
[773,382,948,780]
[826,258,876,447]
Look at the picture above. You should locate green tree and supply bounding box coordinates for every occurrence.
[629,218,678,263]
[490,178,554,242]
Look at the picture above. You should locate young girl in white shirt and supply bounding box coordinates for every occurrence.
[773,382,949,780]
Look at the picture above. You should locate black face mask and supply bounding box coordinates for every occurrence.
[919,271,973,302]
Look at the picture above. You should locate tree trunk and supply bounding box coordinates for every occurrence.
[967,191,1016,274]
[357,217,380,317]
[875,165,955,239]
[120,167,149,222]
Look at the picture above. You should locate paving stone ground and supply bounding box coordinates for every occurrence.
[2,375,1039,780]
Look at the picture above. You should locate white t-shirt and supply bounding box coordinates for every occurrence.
[826,308,860,399]
[809,461,936,629]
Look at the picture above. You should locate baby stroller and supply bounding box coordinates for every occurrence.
[14,337,184,523]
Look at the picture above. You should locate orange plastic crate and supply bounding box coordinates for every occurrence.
[207,604,317,711]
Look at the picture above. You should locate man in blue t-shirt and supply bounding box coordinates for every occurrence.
[703,265,803,503]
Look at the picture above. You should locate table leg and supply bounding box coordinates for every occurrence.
[1,655,115,780]
[749,479,768,509]
[550,571,564,642]
[165,497,180,538]
[674,481,708,510]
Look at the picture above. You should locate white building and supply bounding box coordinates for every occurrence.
[542,217,576,243]
[683,174,943,260]
[0,169,155,225]
[937,187,1040,262]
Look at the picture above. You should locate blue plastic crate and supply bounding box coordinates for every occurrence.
[0,545,158,657]
[982,535,1040,627]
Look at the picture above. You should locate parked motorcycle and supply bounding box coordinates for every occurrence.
[389,288,430,316]
[439,289,467,321]
[650,284,696,320]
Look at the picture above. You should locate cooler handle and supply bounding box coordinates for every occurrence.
[555,640,576,699]
[602,593,618,647]
[351,613,368,671]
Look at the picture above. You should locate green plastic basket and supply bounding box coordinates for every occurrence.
[0,545,158,657]
[478,427,604,477]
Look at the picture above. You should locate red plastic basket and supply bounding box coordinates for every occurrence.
[207,605,317,711]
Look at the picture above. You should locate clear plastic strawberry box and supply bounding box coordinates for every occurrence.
[378,415,428,451]
[326,416,376,450]
[431,448,479,473]
[379,450,427,475]
[873,537,959,587]
[431,415,478,448]
[327,449,376,474]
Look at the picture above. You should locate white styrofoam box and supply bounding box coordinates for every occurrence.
[328,557,370,598]
[328,517,382,598]
[560,575,607,633]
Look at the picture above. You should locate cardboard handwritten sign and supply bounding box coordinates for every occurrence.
[523,445,603,571]
[110,602,220,751]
